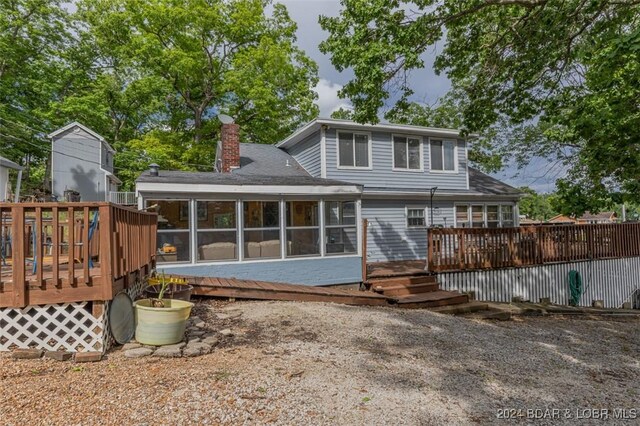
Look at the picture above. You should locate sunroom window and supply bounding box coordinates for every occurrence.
[393,136,421,170]
[456,205,470,228]
[487,205,500,228]
[243,201,280,259]
[286,201,320,257]
[430,139,456,171]
[501,205,515,227]
[325,201,357,254]
[150,200,191,263]
[196,201,237,262]
[338,132,370,168]
[471,205,484,227]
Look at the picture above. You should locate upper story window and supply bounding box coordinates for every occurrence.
[338,131,370,168]
[393,135,422,170]
[430,139,456,172]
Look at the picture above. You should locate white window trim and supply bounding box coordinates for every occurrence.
[428,138,458,174]
[336,130,373,170]
[392,134,424,172]
[453,202,518,228]
[324,200,359,256]
[405,206,427,229]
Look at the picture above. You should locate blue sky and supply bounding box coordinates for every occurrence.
[279,0,560,192]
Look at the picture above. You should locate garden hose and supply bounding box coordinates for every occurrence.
[568,270,583,306]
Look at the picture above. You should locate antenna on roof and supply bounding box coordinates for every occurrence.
[218,114,235,124]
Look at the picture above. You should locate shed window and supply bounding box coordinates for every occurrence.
[407,208,426,228]
[338,132,370,168]
[430,139,456,171]
[393,136,421,170]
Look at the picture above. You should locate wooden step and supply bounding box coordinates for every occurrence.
[368,275,437,288]
[428,301,489,315]
[393,291,469,309]
[374,282,440,297]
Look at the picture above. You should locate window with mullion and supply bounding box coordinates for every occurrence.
[430,139,456,171]
[393,136,421,170]
[286,201,320,257]
[243,201,281,259]
[407,208,426,228]
[338,132,370,168]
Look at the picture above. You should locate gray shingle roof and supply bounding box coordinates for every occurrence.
[468,167,521,196]
[136,171,359,187]
[235,143,309,176]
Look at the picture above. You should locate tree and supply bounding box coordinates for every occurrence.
[320,1,640,212]
[518,187,557,221]
[79,0,319,148]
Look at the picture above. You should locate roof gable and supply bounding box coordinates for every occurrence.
[48,122,115,153]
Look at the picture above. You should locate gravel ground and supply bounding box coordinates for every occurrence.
[1,300,639,425]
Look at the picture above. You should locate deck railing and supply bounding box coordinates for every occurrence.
[0,202,157,308]
[109,191,137,205]
[427,224,640,272]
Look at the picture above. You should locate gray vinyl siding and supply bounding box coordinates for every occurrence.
[363,199,455,262]
[287,131,321,177]
[51,128,107,202]
[325,128,468,190]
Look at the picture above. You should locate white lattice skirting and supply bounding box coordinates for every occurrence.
[1,278,148,353]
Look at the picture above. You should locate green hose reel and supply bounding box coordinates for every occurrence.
[568,270,583,306]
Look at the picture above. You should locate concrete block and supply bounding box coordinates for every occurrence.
[124,347,154,358]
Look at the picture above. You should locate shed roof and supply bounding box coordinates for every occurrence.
[0,156,22,170]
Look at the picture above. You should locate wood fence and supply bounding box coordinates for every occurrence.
[0,202,157,308]
[427,224,640,272]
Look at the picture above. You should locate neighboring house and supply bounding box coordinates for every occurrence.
[548,212,617,225]
[136,118,521,285]
[48,122,120,202]
[0,156,22,202]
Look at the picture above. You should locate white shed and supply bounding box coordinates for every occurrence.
[0,155,22,202]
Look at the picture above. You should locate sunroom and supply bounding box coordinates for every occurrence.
[136,171,365,286]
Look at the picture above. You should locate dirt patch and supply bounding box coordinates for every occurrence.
[1,299,638,425]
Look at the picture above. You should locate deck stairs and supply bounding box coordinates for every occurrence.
[368,273,470,308]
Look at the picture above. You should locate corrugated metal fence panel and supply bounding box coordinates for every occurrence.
[438,257,640,308]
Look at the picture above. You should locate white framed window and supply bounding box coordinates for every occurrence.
[430,139,457,172]
[501,205,515,227]
[337,131,371,169]
[393,135,422,170]
[406,207,426,228]
[286,201,320,257]
[324,201,357,254]
[148,199,192,263]
[454,203,517,228]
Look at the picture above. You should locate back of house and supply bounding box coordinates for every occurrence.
[136,118,521,286]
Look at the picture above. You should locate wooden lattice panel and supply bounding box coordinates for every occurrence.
[0,302,105,352]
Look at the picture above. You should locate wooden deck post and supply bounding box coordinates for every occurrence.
[362,218,368,282]
[11,205,26,307]
[99,205,114,300]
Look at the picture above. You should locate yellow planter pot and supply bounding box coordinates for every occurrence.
[133,299,194,346]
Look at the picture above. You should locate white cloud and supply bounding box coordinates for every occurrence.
[313,78,353,117]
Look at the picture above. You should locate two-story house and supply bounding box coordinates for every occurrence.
[135,118,521,286]
[48,122,121,202]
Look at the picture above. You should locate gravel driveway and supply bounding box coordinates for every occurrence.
[1,300,638,425]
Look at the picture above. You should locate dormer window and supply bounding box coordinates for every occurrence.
[430,139,457,172]
[393,135,422,170]
[337,131,370,169]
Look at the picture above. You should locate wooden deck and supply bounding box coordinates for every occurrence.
[187,276,389,306]
[0,202,157,308]
[367,260,428,279]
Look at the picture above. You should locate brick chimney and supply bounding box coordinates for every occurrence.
[219,123,240,173]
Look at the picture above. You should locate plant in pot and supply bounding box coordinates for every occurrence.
[134,273,194,346]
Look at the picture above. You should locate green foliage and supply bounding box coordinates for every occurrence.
[330,107,354,120]
[517,187,557,221]
[320,1,640,212]
[1,0,319,192]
